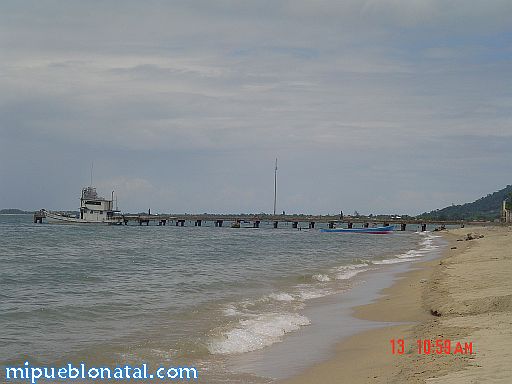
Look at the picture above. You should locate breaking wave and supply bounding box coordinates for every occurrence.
[208,313,310,354]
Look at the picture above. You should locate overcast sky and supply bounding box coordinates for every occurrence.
[1,1,511,215]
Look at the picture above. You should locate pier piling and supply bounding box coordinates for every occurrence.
[33,210,45,223]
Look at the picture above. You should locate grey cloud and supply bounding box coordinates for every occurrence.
[1,1,511,214]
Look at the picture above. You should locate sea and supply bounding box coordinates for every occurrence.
[0,214,444,383]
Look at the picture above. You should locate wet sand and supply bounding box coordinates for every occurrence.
[280,226,512,383]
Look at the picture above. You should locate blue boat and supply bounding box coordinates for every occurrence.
[320,225,395,234]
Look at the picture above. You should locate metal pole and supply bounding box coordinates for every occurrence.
[90,162,94,187]
[273,158,277,216]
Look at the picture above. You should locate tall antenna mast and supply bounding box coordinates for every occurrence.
[90,162,94,187]
[273,158,278,216]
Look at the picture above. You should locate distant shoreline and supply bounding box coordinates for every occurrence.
[0,209,34,215]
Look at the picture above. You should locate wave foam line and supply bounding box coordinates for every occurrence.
[374,233,439,265]
[208,313,310,354]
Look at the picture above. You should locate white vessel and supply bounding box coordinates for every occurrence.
[44,187,122,224]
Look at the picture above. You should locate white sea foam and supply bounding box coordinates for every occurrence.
[397,250,423,259]
[268,292,295,302]
[238,298,264,309]
[333,264,369,280]
[312,274,331,282]
[373,258,410,265]
[335,269,364,279]
[375,233,439,265]
[295,285,333,300]
[208,313,310,354]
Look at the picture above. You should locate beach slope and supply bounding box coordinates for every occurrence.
[280,227,512,383]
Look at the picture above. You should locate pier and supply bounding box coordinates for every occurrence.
[146,214,469,231]
[33,210,477,230]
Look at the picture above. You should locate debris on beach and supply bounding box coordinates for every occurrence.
[465,233,485,241]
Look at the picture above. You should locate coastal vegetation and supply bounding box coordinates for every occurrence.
[506,193,512,211]
[418,185,512,221]
[0,209,32,214]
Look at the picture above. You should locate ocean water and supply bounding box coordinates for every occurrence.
[0,215,441,382]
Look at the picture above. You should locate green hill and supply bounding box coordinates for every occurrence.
[0,209,32,214]
[418,185,512,221]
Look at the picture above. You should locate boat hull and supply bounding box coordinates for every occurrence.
[44,210,122,225]
[320,225,395,234]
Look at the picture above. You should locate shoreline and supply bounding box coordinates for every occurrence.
[279,226,512,383]
[224,231,441,381]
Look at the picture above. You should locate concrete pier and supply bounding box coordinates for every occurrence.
[33,211,475,230]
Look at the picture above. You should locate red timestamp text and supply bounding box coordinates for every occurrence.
[390,339,474,355]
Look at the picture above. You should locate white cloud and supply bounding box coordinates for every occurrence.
[1,1,511,213]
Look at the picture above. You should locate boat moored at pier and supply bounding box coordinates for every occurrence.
[43,187,122,224]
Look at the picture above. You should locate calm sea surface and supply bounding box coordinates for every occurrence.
[0,214,439,382]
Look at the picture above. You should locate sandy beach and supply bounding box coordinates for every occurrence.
[280,226,512,383]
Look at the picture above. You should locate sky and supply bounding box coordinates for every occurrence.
[1,0,511,215]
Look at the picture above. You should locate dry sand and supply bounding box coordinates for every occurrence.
[280,226,512,384]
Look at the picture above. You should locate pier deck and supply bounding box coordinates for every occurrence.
[33,210,486,230]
